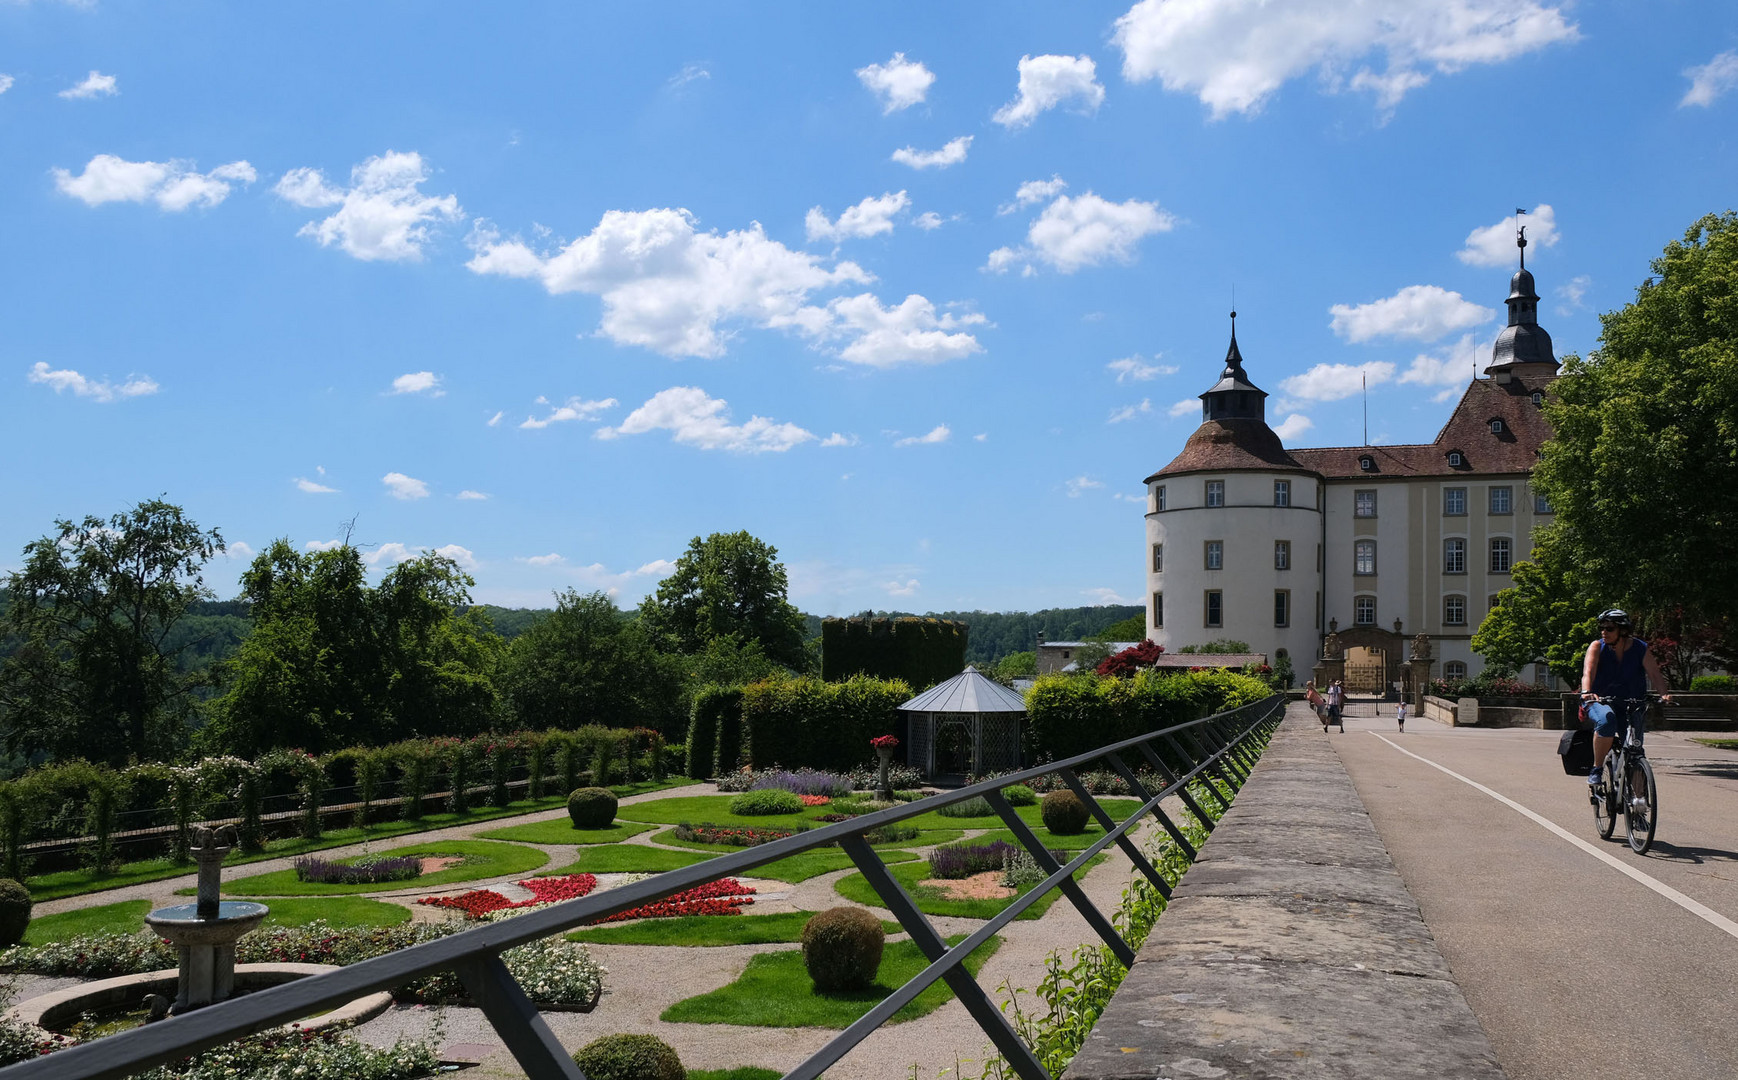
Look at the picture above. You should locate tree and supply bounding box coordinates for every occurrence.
[499,589,684,736]
[1097,640,1165,678]
[1089,614,1148,642]
[1531,212,1738,636]
[639,531,807,669]
[0,499,224,764]
[1470,535,1601,685]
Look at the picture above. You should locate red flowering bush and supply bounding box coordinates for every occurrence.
[800,794,831,806]
[590,879,757,923]
[870,734,900,750]
[417,874,599,919]
[1096,640,1165,678]
[673,822,805,846]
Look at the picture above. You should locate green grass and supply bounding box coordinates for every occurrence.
[20,894,408,944]
[474,819,655,845]
[21,899,153,944]
[832,855,1105,920]
[661,933,1000,1027]
[566,910,902,947]
[24,777,690,903]
[968,826,1117,851]
[751,849,919,883]
[539,845,711,875]
[1692,738,1738,751]
[616,795,844,829]
[689,1069,783,1080]
[243,896,411,928]
[650,826,965,854]
[896,797,1143,832]
[220,840,548,896]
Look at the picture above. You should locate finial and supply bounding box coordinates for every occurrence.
[1516,207,1529,271]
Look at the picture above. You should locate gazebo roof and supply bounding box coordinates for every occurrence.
[898,665,1028,714]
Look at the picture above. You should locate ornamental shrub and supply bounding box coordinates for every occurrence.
[1023,669,1272,763]
[1041,790,1091,835]
[572,1033,684,1080]
[801,906,885,992]
[1691,674,1738,692]
[740,675,910,772]
[936,795,995,818]
[0,879,31,947]
[751,769,850,797]
[728,789,804,816]
[567,787,618,828]
[1002,784,1037,806]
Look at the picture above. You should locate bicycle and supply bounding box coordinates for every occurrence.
[1588,694,1660,855]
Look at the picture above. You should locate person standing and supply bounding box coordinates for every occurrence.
[1396,698,1408,732]
[1326,680,1345,732]
[1306,681,1326,731]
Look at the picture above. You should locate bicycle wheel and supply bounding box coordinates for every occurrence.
[1625,756,1658,855]
[1594,758,1618,840]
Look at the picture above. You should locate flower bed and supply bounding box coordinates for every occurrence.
[672,822,808,847]
[749,769,850,797]
[417,874,599,919]
[800,794,832,806]
[589,879,756,923]
[292,854,423,885]
[928,840,1064,880]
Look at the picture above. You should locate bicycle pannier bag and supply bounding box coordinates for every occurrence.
[1558,728,1593,775]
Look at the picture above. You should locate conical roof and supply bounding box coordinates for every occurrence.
[898,665,1028,714]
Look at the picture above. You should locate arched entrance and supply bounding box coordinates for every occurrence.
[1327,626,1408,697]
[1345,646,1386,693]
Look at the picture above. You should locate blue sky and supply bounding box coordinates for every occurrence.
[4,2,1735,614]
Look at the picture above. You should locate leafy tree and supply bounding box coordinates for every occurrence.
[0,499,223,765]
[640,531,807,668]
[1089,614,1148,642]
[1471,538,1601,684]
[988,650,1036,684]
[1531,211,1738,634]
[1096,640,1165,678]
[499,589,685,736]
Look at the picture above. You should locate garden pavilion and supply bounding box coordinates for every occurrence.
[899,665,1027,779]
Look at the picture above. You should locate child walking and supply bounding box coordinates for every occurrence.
[1396,699,1408,733]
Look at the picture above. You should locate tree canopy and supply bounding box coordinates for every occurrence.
[498,589,684,736]
[639,531,808,669]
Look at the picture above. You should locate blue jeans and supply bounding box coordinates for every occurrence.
[1586,699,1646,745]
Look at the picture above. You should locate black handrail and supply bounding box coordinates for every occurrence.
[1,693,1284,1080]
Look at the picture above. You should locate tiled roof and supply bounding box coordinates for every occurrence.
[1145,418,1310,482]
[898,665,1028,714]
[1152,652,1266,668]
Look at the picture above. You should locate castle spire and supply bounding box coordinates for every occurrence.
[1198,308,1267,423]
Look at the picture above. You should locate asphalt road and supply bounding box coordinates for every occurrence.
[1331,711,1738,1080]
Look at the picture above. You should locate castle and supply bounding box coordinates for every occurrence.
[1144,232,1560,693]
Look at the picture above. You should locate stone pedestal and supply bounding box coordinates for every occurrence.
[1313,657,1346,694]
[143,824,268,1013]
[1408,658,1435,705]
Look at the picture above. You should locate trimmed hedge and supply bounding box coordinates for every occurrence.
[1690,675,1738,693]
[821,617,968,689]
[1023,669,1272,764]
[689,684,743,779]
[740,675,911,772]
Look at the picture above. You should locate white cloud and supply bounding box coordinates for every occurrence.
[59,70,117,100]
[913,212,944,230]
[1458,204,1558,267]
[1084,587,1135,605]
[598,386,814,453]
[362,542,474,570]
[1682,50,1738,108]
[520,395,618,429]
[1272,414,1315,441]
[857,52,935,113]
[366,542,416,566]
[999,176,1068,215]
[1113,0,1578,118]
[466,208,873,359]
[973,433,988,442]
[894,425,951,447]
[1109,399,1152,423]
[669,63,710,89]
[806,191,910,243]
[635,559,677,577]
[520,553,565,567]
[1107,354,1177,383]
[433,544,478,570]
[1167,398,1198,418]
[27,361,158,402]
[820,433,859,447]
[305,539,344,552]
[992,54,1105,128]
[991,192,1175,275]
[1555,274,1590,316]
[390,371,444,396]
[824,293,985,368]
[381,472,430,500]
[1066,476,1105,497]
[225,541,256,561]
[487,411,504,426]
[456,490,489,500]
[295,477,338,494]
[1279,361,1396,404]
[1399,333,1482,401]
[891,136,971,170]
[53,154,256,211]
[884,579,921,597]
[0,75,14,95]
[1329,285,1493,342]
[276,151,462,262]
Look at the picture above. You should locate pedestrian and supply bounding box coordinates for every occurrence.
[1326,680,1345,732]
[1396,698,1408,732]
[1305,681,1326,731]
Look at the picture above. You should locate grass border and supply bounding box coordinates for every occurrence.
[219,840,548,896]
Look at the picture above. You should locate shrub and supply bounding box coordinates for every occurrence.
[293,855,422,885]
[1001,848,1047,891]
[827,796,895,816]
[929,840,1020,879]
[801,906,885,992]
[567,787,619,828]
[1023,669,1271,763]
[751,769,850,797]
[740,674,910,772]
[0,879,30,948]
[572,1033,684,1080]
[672,822,808,847]
[937,795,995,818]
[860,822,921,845]
[840,762,924,792]
[1002,784,1037,806]
[1041,790,1091,835]
[1691,674,1738,692]
[729,789,804,816]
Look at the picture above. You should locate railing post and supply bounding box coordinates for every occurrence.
[984,789,1140,964]
[1056,768,1171,901]
[1101,751,1195,861]
[1160,733,1231,816]
[454,955,587,1080]
[1137,740,1220,832]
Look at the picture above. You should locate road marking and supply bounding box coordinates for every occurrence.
[1371,732,1738,942]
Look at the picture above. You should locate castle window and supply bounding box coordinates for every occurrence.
[1444,595,1467,626]
[1490,537,1512,574]
[1490,486,1513,515]
[1354,596,1376,626]
[1444,538,1467,574]
[1534,490,1553,514]
[1532,391,1544,407]
[1275,540,1290,570]
[1274,590,1290,628]
[1444,661,1467,680]
[1155,485,1166,512]
[1205,540,1223,570]
[1205,480,1225,507]
[1274,479,1291,507]
[1444,487,1467,516]
[1153,592,1164,629]
[1354,540,1376,576]
[1354,490,1377,517]
[1205,591,1223,628]
[1490,419,1505,434]
[1448,450,1465,467]
[1152,543,1163,573]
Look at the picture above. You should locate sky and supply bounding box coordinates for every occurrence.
[3,2,1736,615]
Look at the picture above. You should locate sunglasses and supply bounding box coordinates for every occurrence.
[1599,625,1621,632]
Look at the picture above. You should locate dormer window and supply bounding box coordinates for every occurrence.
[1448,450,1465,467]
[1531,391,1543,407]
[1359,455,1375,471]
[1489,419,1505,434]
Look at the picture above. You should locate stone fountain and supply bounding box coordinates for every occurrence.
[143,825,268,1013]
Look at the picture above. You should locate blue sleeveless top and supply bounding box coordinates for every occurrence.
[1592,637,1650,697]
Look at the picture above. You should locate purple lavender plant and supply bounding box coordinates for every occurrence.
[749,769,850,798]
[927,841,1065,880]
[293,854,424,885]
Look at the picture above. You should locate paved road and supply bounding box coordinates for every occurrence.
[1331,711,1738,1080]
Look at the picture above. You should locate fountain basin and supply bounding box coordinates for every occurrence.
[6,964,393,1038]
[144,901,268,945]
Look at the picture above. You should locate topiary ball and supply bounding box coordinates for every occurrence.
[802,906,885,992]
[1040,789,1091,835]
[729,788,804,816]
[567,787,618,829]
[0,878,31,947]
[571,1033,684,1080]
[1000,784,1037,807]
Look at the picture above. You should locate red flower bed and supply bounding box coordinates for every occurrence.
[673,823,802,847]
[417,874,598,920]
[590,879,757,924]
[799,794,831,807]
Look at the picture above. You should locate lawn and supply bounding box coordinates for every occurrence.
[661,933,1001,1027]
[474,820,655,845]
[649,826,965,854]
[21,899,152,945]
[244,896,411,928]
[220,840,547,896]
[897,797,1144,832]
[832,855,1104,921]
[24,777,689,903]
[20,895,408,944]
[968,826,1118,851]
[566,911,902,947]
[616,795,845,829]
[540,845,711,875]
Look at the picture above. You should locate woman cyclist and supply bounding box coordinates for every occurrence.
[1580,608,1671,787]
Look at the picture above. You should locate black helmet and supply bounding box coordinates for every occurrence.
[1598,608,1631,628]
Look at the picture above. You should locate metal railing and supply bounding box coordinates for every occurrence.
[3,693,1284,1080]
